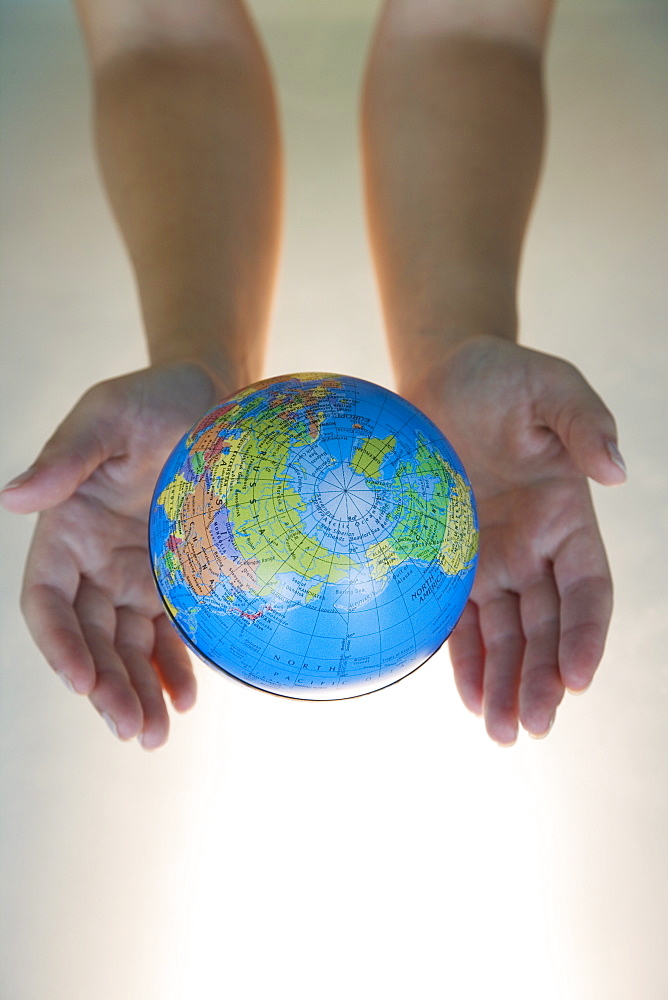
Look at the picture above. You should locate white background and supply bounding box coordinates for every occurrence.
[1,1,667,997]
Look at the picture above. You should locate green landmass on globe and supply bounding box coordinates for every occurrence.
[149,372,478,699]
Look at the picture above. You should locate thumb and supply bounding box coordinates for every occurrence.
[539,361,626,486]
[1,397,109,514]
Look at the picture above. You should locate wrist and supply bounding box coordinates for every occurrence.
[147,342,257,399]
[146,354,249,410]
[394,328,516,404]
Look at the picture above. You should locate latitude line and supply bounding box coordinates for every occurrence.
[244,538,336,682]
[247,541,358,683]
[345,478,424,652]
[348,516,384,678]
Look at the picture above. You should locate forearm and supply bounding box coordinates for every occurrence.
[361,28,547,389]
[88,32,282,387]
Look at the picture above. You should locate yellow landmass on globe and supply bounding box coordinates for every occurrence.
[163,595,179,619]
[305,582,323,602]
[208,432,249,500]
[438,465,478,575]
[350,434,396,479]
[366,538,402,581]
[158,473,192,521]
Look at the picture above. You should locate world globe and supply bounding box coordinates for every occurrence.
[149,373,478,699]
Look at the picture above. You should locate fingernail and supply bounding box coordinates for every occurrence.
[529,712,556,740]
[101,712,118,738]
[1,467,35,492]
[606,441,627,477]
[566,680,591,696]
[56,671,76,694]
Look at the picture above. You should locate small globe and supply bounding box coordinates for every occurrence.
[149,373,478,699]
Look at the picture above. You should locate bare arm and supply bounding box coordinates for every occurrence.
[74,0,283,385]
[0,1,284,747]
[360,1,625,745]
[360,0,555,387]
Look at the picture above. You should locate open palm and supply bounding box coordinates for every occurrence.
[403,336,625,744]
[2,362,228,748]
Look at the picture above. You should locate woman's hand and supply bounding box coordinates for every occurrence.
[402,335,626,745]
[1,361,231,749]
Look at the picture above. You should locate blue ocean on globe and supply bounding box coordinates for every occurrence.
[148,373,478,699]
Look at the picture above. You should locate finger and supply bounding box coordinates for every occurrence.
[0,389,110,514]
[478,592,524,746]
[21,582,96,695]
[448,601,483,716]
[75,582,144,740]
[152,615,197,712]
[538,360,626,487]
[554,530,613,693]
[115,608,170,750]
[21,525,96,694]
[518,575,564,737]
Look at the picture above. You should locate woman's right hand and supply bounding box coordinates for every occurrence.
[1,361,233,749]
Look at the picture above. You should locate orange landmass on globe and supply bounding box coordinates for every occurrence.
[178,480,259,597]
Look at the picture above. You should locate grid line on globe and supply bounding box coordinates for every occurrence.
[148,372,479,699]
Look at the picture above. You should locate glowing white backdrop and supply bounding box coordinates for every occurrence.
[1,2,666,998]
